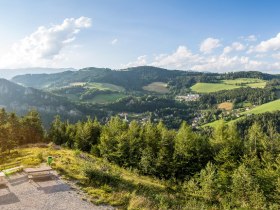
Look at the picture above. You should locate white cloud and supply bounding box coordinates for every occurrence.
[200,37,221,54]
[122,32,280,73]
[192,55,261,72]
[253,33,280,52]
[124,38,280,73]
[111,38,118,45]
[0,16,92,68]
[243,35,257,42]
[122,55,147,68]
[272,53,280,60]
[151,46,201,69]
[223,42,245,54]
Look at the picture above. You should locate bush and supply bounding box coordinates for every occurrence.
[83,165,121,187]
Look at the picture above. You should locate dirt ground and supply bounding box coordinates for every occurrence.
[0,172,113,210]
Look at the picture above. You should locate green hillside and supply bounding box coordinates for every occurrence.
[203,99,280,128]
[191,82,240,93]
[191,78,266,93]
[1,146,170,209]
[142,82,169,93]
[12,66,186,91]
[86,93,126,104]
[242,99,280,115]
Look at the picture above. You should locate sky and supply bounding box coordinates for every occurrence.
[1,0,280,73]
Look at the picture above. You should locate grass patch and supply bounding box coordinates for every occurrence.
[69,82,125,92]
[191,78,267,93]
[191,82,240,93]
[142,82,169,94]
[86,93,126,104]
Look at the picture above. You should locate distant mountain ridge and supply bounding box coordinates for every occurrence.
[11,66,280,91]
[0,67,77,79]
[11,66,199,90]
[0,78,104,126]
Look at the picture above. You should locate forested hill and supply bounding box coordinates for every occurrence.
[0,78,105,125]
[12,66,280,91]
[11,66,197,90]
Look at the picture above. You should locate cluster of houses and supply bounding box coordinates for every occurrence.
[176,94,200,102]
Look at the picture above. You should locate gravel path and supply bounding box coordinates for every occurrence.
[0,172,113,210]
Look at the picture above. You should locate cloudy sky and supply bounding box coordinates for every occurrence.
[1,0,280,73]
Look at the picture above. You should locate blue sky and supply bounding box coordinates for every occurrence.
[1,0,280,73]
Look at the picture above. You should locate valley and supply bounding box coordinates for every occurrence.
[1,66,278,129]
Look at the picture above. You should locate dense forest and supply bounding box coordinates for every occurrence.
[200,87,277,108]
[2,109,280,209]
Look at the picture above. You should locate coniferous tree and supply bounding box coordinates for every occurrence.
[231,164,266,209]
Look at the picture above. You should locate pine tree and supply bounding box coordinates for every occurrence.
[21,110,44,144]
[156,125,175,178]
[126,120,143,168]
[98,116,128,163]
[231,164,266,209]
[174,121,211,179]
[139,121,160,175]
[247,122,268,155]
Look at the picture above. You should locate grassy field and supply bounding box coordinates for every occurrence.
[54,82,126,103]
[218,102,233,110]
[86,93,125,104]
[191,82,240,93]
[0,145,181,209]
[241,99,280,115]
[191,78,266,93]
[222,78,266,86]
[203,99,280,128]
[69,82,125,92]
[143,82,169,94]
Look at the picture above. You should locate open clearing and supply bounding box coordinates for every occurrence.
[87,93,125,104]
[69,82,125,92]
[191,78,266,93]
[218,102,233,111]
[143,82,169,94]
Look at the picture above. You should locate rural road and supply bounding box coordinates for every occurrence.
[0,172,113,210]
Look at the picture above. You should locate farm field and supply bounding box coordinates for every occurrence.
[143,82,169,94]
[191,82,240,93]
[69,82,125,92]
[191,78,267,93]
[86,93,126,104]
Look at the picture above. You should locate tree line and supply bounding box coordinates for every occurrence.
[0,109,44,153]
[48,113,280,208]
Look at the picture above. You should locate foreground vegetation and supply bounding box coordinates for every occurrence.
[3,109,280,209]
[0,146,174,209]
[46,111,280,209]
